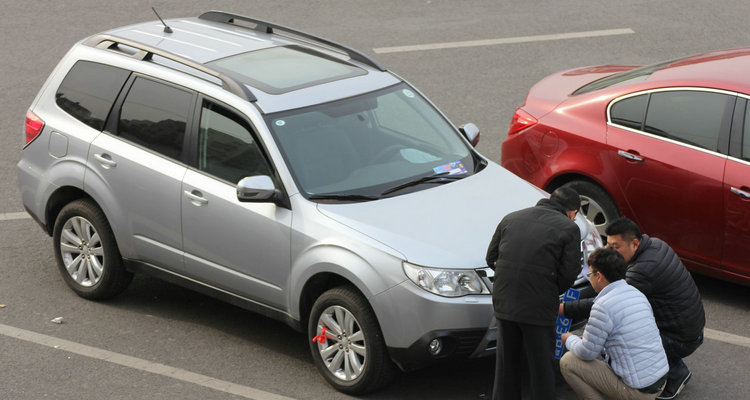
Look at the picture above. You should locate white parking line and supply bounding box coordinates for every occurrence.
[1,322,748,400]
[0,323,297,400]
[372,28,635,54]
[704,328,750,349]
[0,212,31,221]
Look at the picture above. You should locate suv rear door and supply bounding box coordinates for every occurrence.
[86,75,194,269]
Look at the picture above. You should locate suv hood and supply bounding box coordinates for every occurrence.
[317,163,546,268]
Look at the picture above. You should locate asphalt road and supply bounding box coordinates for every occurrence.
[2,1,750,399]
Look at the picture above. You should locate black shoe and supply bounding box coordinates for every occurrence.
[656,371,692,400]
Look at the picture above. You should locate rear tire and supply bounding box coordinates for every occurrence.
[559,180,619,238]
[308,286,395,394]
[52,199,132,299]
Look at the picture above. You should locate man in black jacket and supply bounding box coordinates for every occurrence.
[561,217,705,400]
[486,187,582,400]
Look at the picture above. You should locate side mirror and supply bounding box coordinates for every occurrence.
[237,175,277,202]
[459,123,480,147]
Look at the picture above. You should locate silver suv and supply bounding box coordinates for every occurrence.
[17,11,599,394]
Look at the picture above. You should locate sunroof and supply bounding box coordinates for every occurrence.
[208,45,366,94]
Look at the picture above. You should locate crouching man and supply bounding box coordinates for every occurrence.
[560,247,668,400]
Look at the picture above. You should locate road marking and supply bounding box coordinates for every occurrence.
[0,212,31,221]
[373,28,635,54]
[0,323,297,400]
[0,322,747,399]
[705,328,750,349]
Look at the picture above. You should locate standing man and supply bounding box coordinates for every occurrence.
[560,247,669,399]
[561,218,704,400]
[486,187,582,399]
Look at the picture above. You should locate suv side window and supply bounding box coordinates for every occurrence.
[198,101,272,184]
[610,94,647,130]
[118,77,193,160]
[56,61,130,130]
[643,91,733,151]
[743,102,750,162]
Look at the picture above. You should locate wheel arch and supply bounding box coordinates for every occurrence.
[545,173,624,210]
[291,242,401,333]
[546,173,592,191]
[297,272,362,332]
[43,185,92,235]
[546,174,624,237]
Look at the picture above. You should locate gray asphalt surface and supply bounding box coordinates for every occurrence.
[2,1,750,399]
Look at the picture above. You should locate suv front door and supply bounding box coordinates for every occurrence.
[181,99,292,309]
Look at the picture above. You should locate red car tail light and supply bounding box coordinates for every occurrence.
[508,108,537,136]
[25,110,45,146]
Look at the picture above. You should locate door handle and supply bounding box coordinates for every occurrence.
[730,186,750,199]
[184,190,208,206]
[617,150,644,162]
[94,153,117,168]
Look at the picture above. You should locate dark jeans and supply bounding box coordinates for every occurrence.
[660,330,704,381]
[493,319,556,400]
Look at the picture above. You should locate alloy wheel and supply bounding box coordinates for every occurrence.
[313,305,367,381]
[59,216,105,287]
[580,194,608,237]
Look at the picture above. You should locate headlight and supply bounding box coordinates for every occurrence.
[403,262,490,297]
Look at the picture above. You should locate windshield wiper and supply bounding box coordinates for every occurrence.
[380,172,464,196]
[308,193,380,202]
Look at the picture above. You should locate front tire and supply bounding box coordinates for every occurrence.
[308,286,395,394]
[52,199,132,300]
[559,180,620,238]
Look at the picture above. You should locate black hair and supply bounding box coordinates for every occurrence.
[605,217,642,242]
[550,187,581,212]
[587,247,626,283]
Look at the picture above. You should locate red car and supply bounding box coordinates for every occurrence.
[502,47,750,286]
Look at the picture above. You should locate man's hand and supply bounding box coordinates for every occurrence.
[559,302,565,316]
[561,332,572,345]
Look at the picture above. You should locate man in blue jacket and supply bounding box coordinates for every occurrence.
[561,247,668,399]
[486,187,582,400]
[561,218,704,399]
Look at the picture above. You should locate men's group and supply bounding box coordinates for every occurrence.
[486,188,705,400]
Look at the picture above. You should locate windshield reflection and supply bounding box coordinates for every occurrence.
[265,83,475,199]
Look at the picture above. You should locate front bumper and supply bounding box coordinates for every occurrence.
[388,320,497,371]
[371,276,496,372]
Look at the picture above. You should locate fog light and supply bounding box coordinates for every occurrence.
[428,338,442,355]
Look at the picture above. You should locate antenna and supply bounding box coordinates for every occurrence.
[152,7,173,33]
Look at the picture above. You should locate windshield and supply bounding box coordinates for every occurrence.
[265,83,477,198]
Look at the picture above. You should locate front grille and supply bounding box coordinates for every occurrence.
[453,330,486,356]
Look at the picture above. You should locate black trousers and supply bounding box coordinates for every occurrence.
[661,330,703,381]
[492,319,556,400]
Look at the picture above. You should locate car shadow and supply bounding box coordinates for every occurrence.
[100,273,583,399]
[692,273,750,309]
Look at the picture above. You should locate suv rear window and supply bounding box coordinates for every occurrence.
[117,77,193,160]
[56,61,130,130]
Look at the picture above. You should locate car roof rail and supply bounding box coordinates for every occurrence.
[82,34,258,102]
[198,10,387,72]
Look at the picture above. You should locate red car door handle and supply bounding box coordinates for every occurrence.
[730,186,750,199]
[617,150,644,162]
